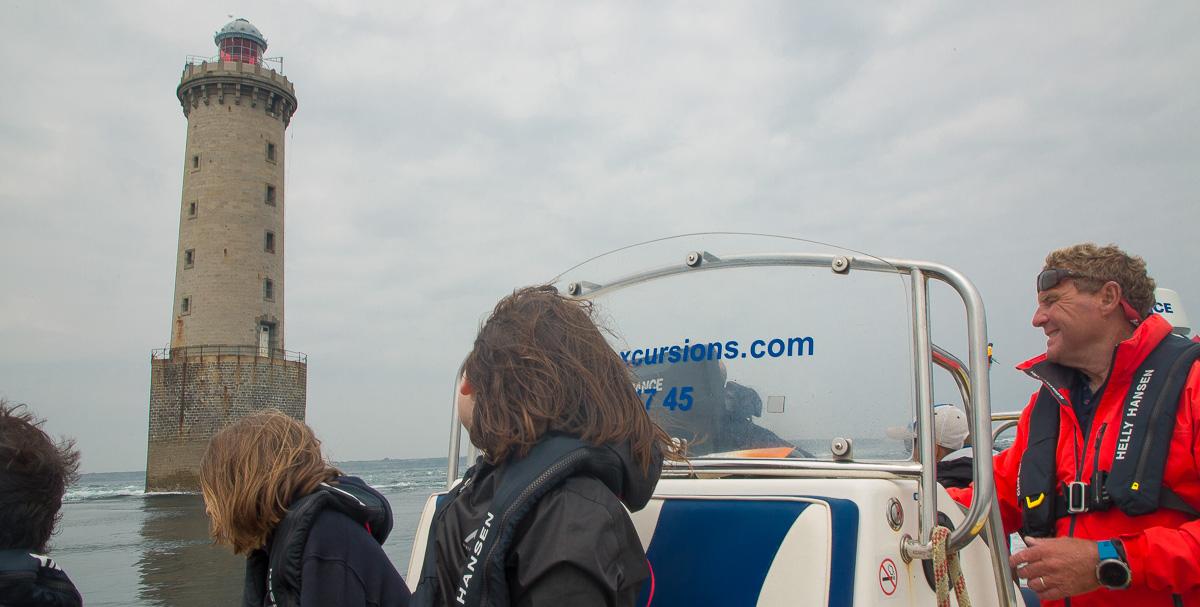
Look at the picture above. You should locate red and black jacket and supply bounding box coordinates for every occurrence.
[949,315,1200,606]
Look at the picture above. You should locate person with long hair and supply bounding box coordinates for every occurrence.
[410,285,680,607]
[200,409,410,607]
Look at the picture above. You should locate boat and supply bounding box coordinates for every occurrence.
[408,234,1029,606]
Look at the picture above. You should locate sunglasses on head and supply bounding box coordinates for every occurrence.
[1036,268,1097,292]
[1036,268,1143,324]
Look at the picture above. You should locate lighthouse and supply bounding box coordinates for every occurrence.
[146,19,307,492]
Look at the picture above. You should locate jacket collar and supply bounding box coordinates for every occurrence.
[1016,314,1174,393]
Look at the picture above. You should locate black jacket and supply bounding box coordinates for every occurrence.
[244,476,410,607]
[421,439,660,607]
[0,550,82,607]
[937,453,975,490]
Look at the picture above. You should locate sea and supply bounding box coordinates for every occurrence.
[53,457,457,607]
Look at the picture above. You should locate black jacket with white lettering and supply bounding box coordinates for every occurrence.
[422,438,659,607]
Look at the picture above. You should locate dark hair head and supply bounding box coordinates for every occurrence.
[463,285,678,470]
[0,399,81,552]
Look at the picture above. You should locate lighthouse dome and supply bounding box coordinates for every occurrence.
[214,18,267,49]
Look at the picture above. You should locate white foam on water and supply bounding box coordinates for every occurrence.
[63,485,146,502]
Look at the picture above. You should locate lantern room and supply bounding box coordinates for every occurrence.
[214,18,267,65]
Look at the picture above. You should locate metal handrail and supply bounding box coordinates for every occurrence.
[151,345,307,364]
[443,249,1014,605]
[184,54,285,74]
[566,253,996,549]
[992,412,1021,443]
[933,346,972,411]
[932,347,1019,604]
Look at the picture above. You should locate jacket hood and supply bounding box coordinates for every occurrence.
[250,475,394,606]
[323,475,393,544]
[576,440,662,512]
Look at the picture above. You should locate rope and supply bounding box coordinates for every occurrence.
[931,525,971,607]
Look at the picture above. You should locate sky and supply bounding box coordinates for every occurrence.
[1,2,1197,473]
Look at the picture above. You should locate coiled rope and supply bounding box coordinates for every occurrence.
[932,525,971,607]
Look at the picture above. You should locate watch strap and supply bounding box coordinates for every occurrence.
[1097,539,1120,562]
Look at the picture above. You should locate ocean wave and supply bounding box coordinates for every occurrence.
[63,487,197,503]
[63,485,146,502]
[64,458,454,503]
[369,481,416,491]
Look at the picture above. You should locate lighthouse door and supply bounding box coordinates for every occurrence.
[258,323,273,357]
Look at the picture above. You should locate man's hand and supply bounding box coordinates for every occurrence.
[1009,536,1102,601]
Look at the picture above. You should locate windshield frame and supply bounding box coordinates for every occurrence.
[562,248,995,557]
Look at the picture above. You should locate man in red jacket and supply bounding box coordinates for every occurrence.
[948,243,1200,606]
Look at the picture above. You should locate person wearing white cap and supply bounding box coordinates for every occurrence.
[931,404,974,489]
[886,404,974,488]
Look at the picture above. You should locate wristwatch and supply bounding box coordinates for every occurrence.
[1096,539,1131,590]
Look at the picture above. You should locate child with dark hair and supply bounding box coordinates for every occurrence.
[0,399,83,607]
[411,285,681,607]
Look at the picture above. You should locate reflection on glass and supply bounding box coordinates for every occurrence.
[569,249,915,461]
[632,358,800,456]
[137,494,244,606]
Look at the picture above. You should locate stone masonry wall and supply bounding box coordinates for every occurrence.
[170,62,295,349]
[146,354,306,491]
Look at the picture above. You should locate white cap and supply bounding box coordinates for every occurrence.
[933,405,969,450]
[886,404,970,450]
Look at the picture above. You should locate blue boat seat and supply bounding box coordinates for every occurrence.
[633,497,859,607]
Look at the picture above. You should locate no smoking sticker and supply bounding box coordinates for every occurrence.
[879,558,898,596]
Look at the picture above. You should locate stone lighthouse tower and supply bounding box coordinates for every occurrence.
[146,18,306,491]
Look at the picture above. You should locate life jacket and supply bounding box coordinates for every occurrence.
[244,476,393,607]
[0,549,83,607]
[1018,334,1200,537]
[409,434,658,607]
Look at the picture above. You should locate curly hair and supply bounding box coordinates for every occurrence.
[463,285,680,471]
[199,410,339,555]
[0,399,81,552]
[1045,243,1157,317]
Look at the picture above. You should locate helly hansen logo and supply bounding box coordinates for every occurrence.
[456,512,494,604]
[1115,369,1155,461]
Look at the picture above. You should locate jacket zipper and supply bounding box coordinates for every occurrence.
[1077,348,1116,484]
[1092,423,1107,480]
[476,449,588,607]
[1060,349,1117,607]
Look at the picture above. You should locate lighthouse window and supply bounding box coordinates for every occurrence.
[265,184,276,206]
[219,37,262,65]
[263,278,274,301]
[266,143,276,162]
[184,249,195,268]
[191,155,200,170]
[188,201,197,218]
[264,231,275,253]
[181,297,191,314]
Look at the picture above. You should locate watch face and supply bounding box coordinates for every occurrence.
[1098,560,1131,588]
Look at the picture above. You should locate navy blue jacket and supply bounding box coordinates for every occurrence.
[243,476,410,607]
[298,507,411,606]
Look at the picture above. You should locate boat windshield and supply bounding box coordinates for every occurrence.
[552,234,918,462]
